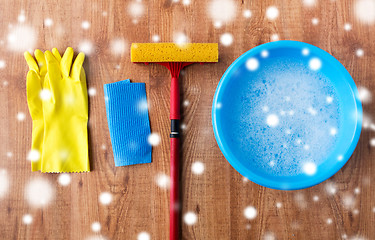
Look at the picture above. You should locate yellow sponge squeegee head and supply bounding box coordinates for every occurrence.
[131,43,218,62]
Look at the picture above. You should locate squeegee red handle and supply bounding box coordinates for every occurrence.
[170,76,180,240]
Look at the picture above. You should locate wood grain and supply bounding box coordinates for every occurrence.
[0,0,374,239]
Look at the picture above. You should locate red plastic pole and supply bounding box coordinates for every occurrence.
[170,76,180,240]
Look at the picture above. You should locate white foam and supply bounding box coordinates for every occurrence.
[232,57,340,176]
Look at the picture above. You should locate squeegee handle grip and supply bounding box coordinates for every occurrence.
[170,76,180,240]
[170,137,179,240]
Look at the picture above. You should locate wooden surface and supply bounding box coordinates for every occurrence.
[0,0,375,239]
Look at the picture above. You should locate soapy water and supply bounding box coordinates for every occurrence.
[224,55,341,177]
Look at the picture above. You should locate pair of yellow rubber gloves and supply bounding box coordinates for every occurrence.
[24,47,90,172]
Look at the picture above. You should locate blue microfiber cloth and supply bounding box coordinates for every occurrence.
[104,79,152,166]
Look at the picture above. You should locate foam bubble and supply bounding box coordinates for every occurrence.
[313,195,319,201]
[17,112,26,121]
[326,218,333,224]
[208,0,237,24]
[182,0,191,5]
[25,178,54,207]
[220,33,233,46]
[246,58,259,71]
[266,6,279,20]
[184,212,197,225]
[276,202,282,208]
[355,0,375,24]
[244,206,257,219]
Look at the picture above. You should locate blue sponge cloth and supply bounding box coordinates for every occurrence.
[104,79,152,166]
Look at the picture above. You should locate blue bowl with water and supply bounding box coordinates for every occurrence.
[212,40,362,190]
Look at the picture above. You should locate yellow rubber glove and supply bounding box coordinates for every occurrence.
[40,47,90,172]
[24,49,61,171]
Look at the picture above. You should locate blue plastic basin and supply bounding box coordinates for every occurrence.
[212,40,362,190]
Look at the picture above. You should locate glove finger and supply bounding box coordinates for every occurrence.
[52,48,62,62]
[26,70,43,119]
[61,47,74,77]
[35,49,47,77]
[24,51,39,73]
[71,52,85,81]
[45,50,61,102]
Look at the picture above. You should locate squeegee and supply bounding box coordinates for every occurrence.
[131,43,218,240]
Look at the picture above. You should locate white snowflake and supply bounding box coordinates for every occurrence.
[266,6,279,20]
[0,169,10,198]
[355,0,375,24]
[244,206,257,220]
[110,38,126,56]
[25,178,54,207]
[208,0,237,24]
[7,25,37,52]
[81,21,91,30]
[220,33,233,46]
[148,133,161,146]
[184,212,197,225]
[99,192,113,205]
[191,161,205,175]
